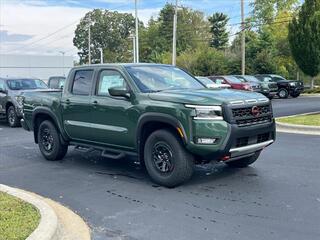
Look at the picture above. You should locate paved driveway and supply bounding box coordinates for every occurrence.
[0,96,319,240]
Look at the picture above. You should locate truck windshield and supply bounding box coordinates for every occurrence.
[125,65,204,92]
[7,79,48,90]
[224,76,243,83]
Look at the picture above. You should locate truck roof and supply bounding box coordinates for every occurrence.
[71,63,173,70]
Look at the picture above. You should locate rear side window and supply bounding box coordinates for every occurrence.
[97,70,127,96]
[72,70,93,95]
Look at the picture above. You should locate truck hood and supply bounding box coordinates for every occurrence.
[12,88,60,97]
[148,88,266,105]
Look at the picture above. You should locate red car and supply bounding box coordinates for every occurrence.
[208,75,260,92]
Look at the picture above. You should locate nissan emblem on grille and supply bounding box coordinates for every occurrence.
[251,106,260,117]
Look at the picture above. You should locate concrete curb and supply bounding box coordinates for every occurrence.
[276,111,320,136]
[0,184,59,240]
[0,184,91,240]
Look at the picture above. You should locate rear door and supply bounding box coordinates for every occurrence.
[61,69,94,141]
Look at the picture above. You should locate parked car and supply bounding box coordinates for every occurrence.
[255,74,304,98]
[48,76,66,89]
[20,64,275,187]
[196,76,231,89]
[234,75,278,99]
[208,75,262,92]
[0,78,48,127]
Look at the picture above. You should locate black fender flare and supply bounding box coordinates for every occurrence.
[136,112,188,156]
[32,107,68,143]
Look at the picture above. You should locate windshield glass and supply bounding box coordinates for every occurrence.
[125,65,204,92]
[196,77,214,85]
[243,75,260,82]
[7,79,48,90]
[224,76,243,83]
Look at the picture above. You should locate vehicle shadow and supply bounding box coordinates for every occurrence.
[62,147,245,188]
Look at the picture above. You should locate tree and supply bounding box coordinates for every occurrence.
[73,9,135,64]
[139,4,210,63]
[289,0,320,89]
[251,0,299,23]
[208,13,229,50]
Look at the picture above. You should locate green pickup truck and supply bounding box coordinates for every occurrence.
[21,64,275,187]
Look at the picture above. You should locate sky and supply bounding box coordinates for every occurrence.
[0,0,254,58]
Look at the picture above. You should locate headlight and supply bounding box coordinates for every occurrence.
[289,82,296,86]
[185,105,223,120]
[15,96,24,106]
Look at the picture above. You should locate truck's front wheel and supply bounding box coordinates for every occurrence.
[226,151,261,168]
[38,120,68,161]
[144,129,194,188]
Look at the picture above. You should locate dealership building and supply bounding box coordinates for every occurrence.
[0,54,74,82]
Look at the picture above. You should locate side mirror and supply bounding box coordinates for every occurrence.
[0,88,6,94]
[108,87,130,99]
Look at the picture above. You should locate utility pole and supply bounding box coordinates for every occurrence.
[172,0,178,66]
[129,34,136,63]
[241,0,245,75]
[99,48,103,64]
[88,24,91,65]
[135,0,139,63]
[59,51,65,76]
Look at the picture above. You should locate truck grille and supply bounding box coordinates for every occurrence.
[231,104,272,127]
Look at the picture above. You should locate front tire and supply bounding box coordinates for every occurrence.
[38,120,68,161]
[290,92,300,98]
[226,151,261,168]
[144,129,194,187]
[278,88,289,99]
[7,106,20,127]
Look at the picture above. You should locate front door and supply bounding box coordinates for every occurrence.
[61,69,94,141]
[90,69,135,149]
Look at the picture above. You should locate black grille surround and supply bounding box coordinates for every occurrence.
[224,102,273,127]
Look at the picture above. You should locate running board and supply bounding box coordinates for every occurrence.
[71,141,137,160]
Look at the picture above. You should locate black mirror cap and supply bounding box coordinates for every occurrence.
[108,87,130,98]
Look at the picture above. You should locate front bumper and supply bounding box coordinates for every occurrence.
[186,120,276,162]
[290,86,304,94]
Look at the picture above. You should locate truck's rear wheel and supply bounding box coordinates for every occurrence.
[144,129,194,187]
[38,120,68,161]
[278,88,289,99]
[226,151,261,168]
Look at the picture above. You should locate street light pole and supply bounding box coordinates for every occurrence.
[172,0,178,66]
[241,0,245,75]
[99,48,103,64]
[88,24,91,65]
[135,0,139,63]
[59,51,65,76]
[129,34,136,63]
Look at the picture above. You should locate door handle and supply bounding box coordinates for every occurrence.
[92,100,98,106]
[65,99,71,105]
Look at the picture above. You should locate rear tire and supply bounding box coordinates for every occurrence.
[278,88,289,99]
[226,151,261,168]
[38,120,68,161]
[143,129,194,188]
[7,106,20,128]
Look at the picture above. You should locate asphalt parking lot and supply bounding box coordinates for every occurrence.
[0,96,319,240]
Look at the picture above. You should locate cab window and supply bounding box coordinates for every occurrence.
[97,70,127,96]
[0,80,5,90]
[72,70,94,95]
